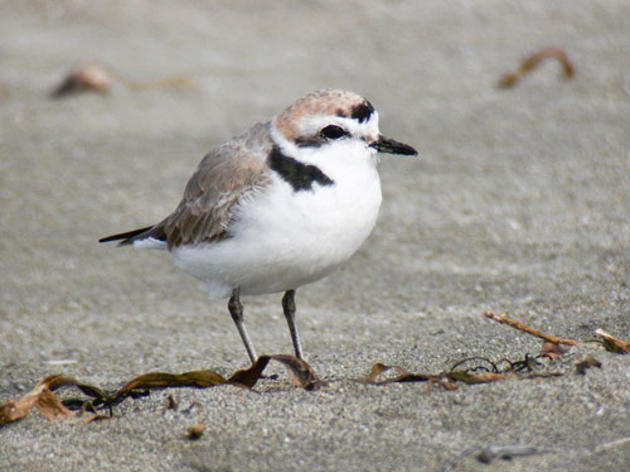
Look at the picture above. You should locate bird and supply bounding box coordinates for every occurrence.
[100,89,417,363]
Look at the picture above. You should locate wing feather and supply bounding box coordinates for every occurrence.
[157,122,273,249]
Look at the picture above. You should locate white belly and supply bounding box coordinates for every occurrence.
[172,149,382,299]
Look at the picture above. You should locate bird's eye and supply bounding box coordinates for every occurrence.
[320,125,346,140]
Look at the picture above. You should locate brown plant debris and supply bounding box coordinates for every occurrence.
[476,445,554,464]
[497,47,574,88]
[540,341,568,360]
[115,370,227,398]
[441,444,554,471]
[51,62,113,97]
[165,394,178,411]
[51,61,198,98]
[452,353,557,374]
[593,436,630,454]
[358,363,443,384]
[226,354,323,390]
[227,356,270,389]
[575,356,602,375]
[126,74,198,91]
[484,310,579,346]
[266,354,324,390]
[356,363,456,393]
[595,329,630,353]
[447,354,561,382]
[186,423,205,440]
[0,355,321,425]
[0,374,101,424]
[357,355,561,392]
[446,371,511,384]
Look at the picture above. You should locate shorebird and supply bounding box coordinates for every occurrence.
[100,89,417,363]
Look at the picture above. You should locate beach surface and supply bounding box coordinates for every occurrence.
[1,1,629,470]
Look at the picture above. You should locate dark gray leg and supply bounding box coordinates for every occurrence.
[282,290,303,359]
[228,288,257,363]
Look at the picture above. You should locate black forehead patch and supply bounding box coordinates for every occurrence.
[350,100,375,123]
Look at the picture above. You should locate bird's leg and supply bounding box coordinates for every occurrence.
[228,288,257,364]
[282,289,303,359]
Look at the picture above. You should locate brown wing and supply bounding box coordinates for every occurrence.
[158,122,273,249]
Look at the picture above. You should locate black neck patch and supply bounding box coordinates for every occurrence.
[268,146,334,192]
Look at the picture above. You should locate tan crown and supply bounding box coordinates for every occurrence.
[273,89,371,142]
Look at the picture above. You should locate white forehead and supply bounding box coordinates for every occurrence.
[297,111,380,138]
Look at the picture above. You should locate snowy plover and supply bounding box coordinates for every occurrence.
[100,89,417,363]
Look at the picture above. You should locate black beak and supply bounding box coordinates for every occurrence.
[371,135,418,156]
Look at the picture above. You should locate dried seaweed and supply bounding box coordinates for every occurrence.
[2,311,627,427]
[575,356,602,375]
[0,374,94,424]
[540,341,568,360]
[476,444,553,464]
[51,62,113,97]
[357,352,562,392]
[497,47,574,88]
[51,61,198,98]
[595,329,630,353]
[485,310,630,359]
[484,310,579,346]
[0,354,321,425]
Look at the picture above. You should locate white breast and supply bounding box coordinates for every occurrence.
[172,140,382,299]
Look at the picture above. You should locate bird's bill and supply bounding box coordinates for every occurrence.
[371,135,418,156]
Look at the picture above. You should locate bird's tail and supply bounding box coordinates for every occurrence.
[99,225,165,247]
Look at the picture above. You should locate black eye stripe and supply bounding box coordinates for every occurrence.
[320,125,347,139]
